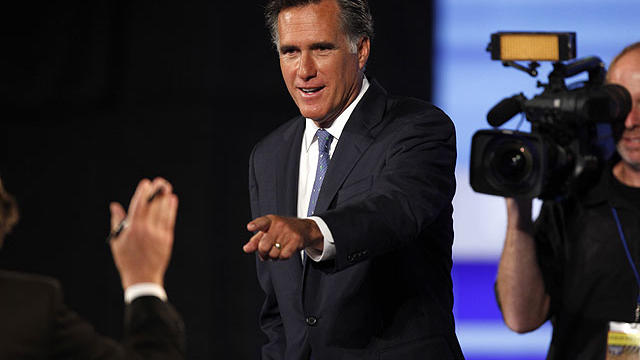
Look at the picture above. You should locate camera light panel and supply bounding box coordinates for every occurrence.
[489,32,576,61]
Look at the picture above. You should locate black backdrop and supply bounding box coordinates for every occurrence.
[0,1,434,358]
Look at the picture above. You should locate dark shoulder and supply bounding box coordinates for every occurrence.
[0,269,61,296]
[382,95,455,138]
[251,115,303,157]
[386,95,451,122]
[379,94,455,141]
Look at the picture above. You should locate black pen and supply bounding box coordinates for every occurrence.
[106,187,164,243]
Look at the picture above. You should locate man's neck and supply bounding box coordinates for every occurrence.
[613,161,640,187]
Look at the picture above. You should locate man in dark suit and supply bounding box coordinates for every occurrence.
[0,176,185,359]
[242,0,464,358]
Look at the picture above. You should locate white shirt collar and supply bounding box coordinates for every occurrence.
[302,76,370,151]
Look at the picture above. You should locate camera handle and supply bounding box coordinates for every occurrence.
[501,61,540,77]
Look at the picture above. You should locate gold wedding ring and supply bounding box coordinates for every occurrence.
[274,242,282,249]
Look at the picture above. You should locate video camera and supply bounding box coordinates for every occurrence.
[470,32,631,199]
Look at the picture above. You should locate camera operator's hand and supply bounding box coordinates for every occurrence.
[505,197,533,231]
[496,197,550,334]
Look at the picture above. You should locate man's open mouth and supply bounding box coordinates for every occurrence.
[299,86,325,94]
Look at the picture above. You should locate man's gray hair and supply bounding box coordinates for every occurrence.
[265,0,374,53]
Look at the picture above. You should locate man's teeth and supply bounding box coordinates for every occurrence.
[301,87,322,93]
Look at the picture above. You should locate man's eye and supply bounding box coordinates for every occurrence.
[313,48,332,56]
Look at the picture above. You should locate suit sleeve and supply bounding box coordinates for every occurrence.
[249,145,287,358]
[318,105,457,271]
[49,280,185,359]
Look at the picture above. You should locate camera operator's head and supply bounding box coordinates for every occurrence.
[607,42,640,172]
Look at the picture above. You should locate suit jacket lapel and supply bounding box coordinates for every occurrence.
[314,81,388,213]
[275,118,305,217]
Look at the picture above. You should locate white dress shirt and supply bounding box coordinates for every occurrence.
[298,76,370,261]
[124,283,167,304]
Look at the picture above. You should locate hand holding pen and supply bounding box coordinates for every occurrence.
[108,177,178,289]
[107,186,164,243]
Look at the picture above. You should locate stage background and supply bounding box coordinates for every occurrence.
[1,2,433,358]
[1,1,638,359]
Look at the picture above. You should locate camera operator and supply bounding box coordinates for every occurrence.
[496,41,640,359]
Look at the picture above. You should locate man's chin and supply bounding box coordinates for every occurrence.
[618,148,640,171]
[626,160,640,172]
[297,107,324,120]
[300,111,333,126]
[296,103,342,127]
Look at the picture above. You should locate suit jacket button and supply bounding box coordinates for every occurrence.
[305,316,318,326]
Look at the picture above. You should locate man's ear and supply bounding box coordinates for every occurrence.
[357,37,370,70]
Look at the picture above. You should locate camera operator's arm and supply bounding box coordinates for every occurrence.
[496,197,550,333]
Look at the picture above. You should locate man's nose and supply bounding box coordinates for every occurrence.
[297,52,317,81]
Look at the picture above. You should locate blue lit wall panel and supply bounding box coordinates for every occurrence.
[433,1,639,358]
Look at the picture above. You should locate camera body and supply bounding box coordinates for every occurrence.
[470,33,631,199]
[472,130,551,198]
[470,128,594,199]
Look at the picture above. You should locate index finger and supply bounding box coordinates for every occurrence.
[132,178,172,222]
[127,178,152,218]
[149,177,173,200]
[247,216,272,232]
[162,194,179,231]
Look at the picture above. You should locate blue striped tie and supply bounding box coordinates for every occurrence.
[307,129,333,216]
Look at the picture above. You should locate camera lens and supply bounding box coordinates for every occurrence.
[485,137,536,188]
[470,129,544,197]
[493,146,531,183]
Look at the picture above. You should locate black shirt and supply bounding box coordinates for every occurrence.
[535,157,640,359]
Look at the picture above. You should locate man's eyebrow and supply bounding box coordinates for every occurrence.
[279,44,298,53]
[279,42,337,53]
[310,42,336,50]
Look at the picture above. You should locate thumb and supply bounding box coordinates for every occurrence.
[110,202,126,228]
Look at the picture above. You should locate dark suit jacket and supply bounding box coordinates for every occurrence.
[249,80,464,359]
[0,270,185,359]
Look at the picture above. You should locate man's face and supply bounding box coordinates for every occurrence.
[610,49,640,169]
[277,0,369,128]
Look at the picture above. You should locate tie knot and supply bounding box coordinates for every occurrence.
[316,129,333,152]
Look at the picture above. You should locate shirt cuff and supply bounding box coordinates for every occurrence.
[124,283,168,304]
[304,216,336,262]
